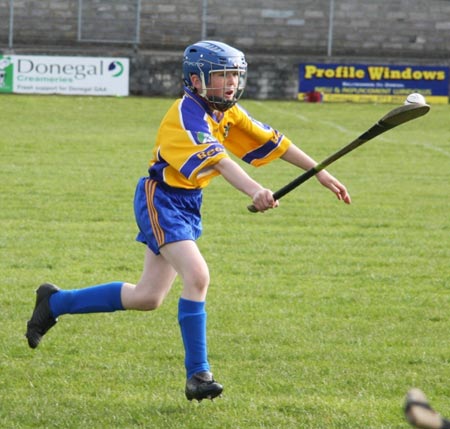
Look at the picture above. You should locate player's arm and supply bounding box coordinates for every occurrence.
[212,157,277,212]
[281,144,351,204]
[280,142,319,170]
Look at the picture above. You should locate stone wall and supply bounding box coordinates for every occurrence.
[1,0,450,99]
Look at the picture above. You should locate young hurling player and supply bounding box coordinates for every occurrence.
[26,40,351,402]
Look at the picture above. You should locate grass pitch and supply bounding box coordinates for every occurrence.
[1,95,449,428]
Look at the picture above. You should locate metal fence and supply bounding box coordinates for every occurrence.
[0,0,342,57]
[77,0,141,44]
[1,0,450,59]
[1,0,142,47]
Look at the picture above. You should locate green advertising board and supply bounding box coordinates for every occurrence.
[0,56,13,93]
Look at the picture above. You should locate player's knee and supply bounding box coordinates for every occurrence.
[131,288,166,311]
[139,295,163,311]
[186,268,210,294]
[122,282,167,311]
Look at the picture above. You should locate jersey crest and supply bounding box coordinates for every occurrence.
[196,131,216,144]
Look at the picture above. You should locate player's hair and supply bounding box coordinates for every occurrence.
[183,40,247,112]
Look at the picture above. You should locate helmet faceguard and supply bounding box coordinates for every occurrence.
[183,40,247,112]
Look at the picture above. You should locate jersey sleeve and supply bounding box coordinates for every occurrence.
[223,104,292,167]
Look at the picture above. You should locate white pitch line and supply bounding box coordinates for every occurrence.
[250,102,450,156]
[409,141,450,157]
[318,121,450,153]
[320,120,356,135]
[319,120,391,142]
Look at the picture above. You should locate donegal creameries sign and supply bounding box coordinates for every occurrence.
[0,55,129,96]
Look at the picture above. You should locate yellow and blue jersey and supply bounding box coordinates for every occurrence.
[148,89,292,189]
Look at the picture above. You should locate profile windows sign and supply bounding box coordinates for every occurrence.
[0,55,129,96]
[298,63,449,104]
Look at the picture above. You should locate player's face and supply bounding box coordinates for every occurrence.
[207,70,240,100]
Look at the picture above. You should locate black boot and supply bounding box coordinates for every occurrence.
[25,283,60,348]
[185,371,223,402]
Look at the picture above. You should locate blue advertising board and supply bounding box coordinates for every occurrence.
[298,63,449,103]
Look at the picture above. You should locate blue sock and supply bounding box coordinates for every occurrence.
[178,298,210,379]
[49,282,124,318]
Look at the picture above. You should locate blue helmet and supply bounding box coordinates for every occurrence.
[183,40,248,111]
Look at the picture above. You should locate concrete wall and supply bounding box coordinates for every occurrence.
[1,0,450,99]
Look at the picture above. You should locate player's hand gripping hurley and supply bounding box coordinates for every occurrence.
[248,103,430,213]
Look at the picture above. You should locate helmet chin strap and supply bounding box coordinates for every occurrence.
[199,73,208,98]
[205,96,235,112]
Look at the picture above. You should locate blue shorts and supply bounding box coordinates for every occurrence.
[134,177,203,255]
